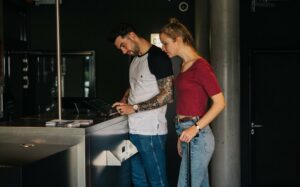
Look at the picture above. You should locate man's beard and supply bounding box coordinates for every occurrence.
[130,43,140,56]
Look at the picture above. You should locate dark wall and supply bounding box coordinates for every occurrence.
[2,0,29,119]
[0,167,22,187]
[0,0,4,119]
[27,0,195,103]
[3,0,28,50]
[241,0,300,49]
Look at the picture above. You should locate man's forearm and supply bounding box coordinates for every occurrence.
[138,75,174,111]
[120,88,130,103]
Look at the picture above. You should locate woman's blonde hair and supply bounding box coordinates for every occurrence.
[160,18,194,47]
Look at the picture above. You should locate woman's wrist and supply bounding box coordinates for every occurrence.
[194,123,202,131]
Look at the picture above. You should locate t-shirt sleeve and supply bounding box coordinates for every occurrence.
[148,46,173,80]
[196,60,222,96]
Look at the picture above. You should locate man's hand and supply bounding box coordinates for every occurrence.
[112,102,135,115]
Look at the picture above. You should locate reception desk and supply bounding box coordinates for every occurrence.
[0,114,131,187]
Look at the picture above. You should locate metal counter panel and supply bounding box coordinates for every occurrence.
[0,126,85,166]
[0,115,131,187]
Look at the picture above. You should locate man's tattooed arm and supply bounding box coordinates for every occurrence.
[138,75,174,111]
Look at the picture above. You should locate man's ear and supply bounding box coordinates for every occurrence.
[127,32,137,41]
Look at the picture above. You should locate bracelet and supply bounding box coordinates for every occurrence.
[194,123,202,131]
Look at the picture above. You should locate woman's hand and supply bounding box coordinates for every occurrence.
[177,138,182,157]
[179,125,199,143]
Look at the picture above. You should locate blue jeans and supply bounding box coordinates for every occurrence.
[175,118,215,187]
[129,134,169,187]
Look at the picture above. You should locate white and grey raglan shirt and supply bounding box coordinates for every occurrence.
[128,45,173,135]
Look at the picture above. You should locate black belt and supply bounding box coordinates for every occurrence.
[177,116,199,123]
[176,116,201,138]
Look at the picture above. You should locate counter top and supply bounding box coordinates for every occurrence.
[0,114,128,166]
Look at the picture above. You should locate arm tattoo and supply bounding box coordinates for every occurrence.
[138,75,174,111]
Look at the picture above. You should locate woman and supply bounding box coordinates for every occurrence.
[159,18,226,187]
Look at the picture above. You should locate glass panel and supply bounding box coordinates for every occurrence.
[4,50,96,116]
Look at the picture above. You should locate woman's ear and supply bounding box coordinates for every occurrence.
[175,36,183,43]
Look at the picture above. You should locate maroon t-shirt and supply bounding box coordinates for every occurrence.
[175,58,222,116]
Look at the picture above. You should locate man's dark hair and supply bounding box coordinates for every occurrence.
[108,22,137,43]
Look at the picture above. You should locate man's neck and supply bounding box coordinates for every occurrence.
[138,38,152,56]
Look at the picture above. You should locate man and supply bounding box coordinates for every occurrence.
[109,23,174,187]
